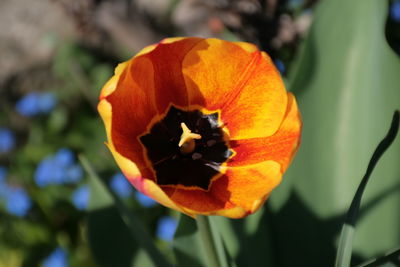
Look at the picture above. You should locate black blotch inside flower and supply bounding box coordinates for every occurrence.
[140,106,233,190]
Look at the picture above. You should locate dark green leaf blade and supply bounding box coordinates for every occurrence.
[359,247,400,267]
[335,111,399,267]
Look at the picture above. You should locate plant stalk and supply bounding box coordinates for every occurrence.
[196,215,228,267]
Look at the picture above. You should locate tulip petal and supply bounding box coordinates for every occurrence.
[99,61,129,99]
[142,37,204,114]
[228,93,302,172]
[105,56,160,171]
[98,97,153,179]
[214,160,282,213]
[160,160,280,217]
[108,141,189,215]
[234,41,259,53]
[161,184,249,218]
[128,174,189,215]
[104,38,205,167]
[182,38,287,139]
[99,99,187,213]
[161,178,234,214]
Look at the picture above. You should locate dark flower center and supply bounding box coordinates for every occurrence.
[139,106,233,190]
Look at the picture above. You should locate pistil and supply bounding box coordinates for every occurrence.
[179,122,202,154]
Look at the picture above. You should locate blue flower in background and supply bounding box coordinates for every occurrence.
[54,148,74,167]
[274,59,285,75]
[43,247,68,267]
[5,187,32,217]
[35,149,83,187]
[110,173,133,198]
[156,216,178,242]
[35,156,65,186]
[135,191,157,208]
[65,165,83,183]
[391,0,400,22]
[16,92,40,117]
[37,92,56,114]
[0,168,32,217]
[0,127,15,153]
[72,185,89,211]
[16,92,56,117]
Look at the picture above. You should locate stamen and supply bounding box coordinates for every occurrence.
[179,122,202,154]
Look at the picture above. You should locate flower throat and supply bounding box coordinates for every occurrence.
[139,106,233,190]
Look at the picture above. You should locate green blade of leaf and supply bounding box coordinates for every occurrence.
[358,247,400,267]
[345,111,399,227]
[336,225,355,267]
[79,155,172,267]
[335,111,399,267]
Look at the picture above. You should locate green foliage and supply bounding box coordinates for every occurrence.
[335,111,399,267]
[270,0,400,265]
[0,41,123,266]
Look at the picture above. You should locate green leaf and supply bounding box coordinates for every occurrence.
[335,111,399,267]
[336,225,355,267]
[269,0,400,265]
[87,206,138,267]
[359,247,400,267]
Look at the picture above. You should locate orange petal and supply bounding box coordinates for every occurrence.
[228,93,302,173]
[143,37,204,114]
[159,186,249,218]
[160,160,281,217]
[99,39,160,100]
[234,41,259,53]
[182,38,287,139]
[102,38,205,170]
[99,61,129,99]
[105,56,159,170]
[106,140,189,215]
[98,96,154,180]
[99,98,188,214]
[161,177,233,213]
[127,173,189,215]
[214,160,282,213]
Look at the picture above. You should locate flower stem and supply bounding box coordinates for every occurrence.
[196,215,228,267]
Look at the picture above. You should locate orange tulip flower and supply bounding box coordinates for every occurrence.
[98,37,301,218]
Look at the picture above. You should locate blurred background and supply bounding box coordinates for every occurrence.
[0,0,399,266]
